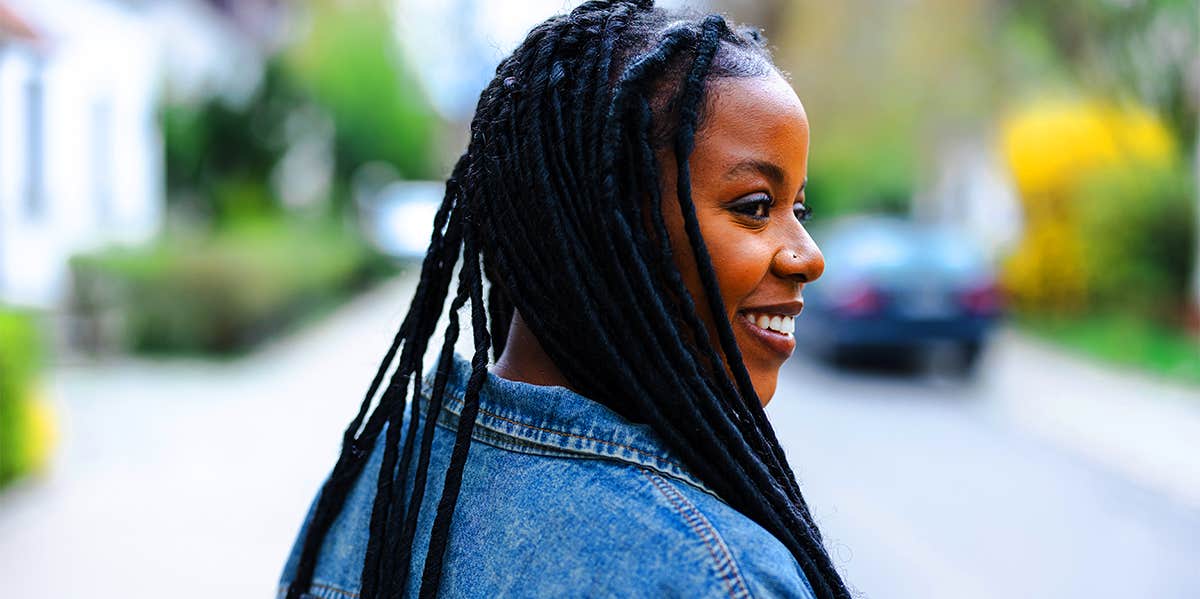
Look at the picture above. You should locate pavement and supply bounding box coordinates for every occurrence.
[980,328,1200,511]
[770,339,1200,599]
[0,272,1197,598]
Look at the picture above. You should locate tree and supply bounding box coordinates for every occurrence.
[1003,0,1200,330]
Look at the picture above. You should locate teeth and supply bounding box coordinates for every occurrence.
[746,312,795,336]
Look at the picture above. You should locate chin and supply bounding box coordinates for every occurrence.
[721,351,780,406]
[751,373,779,407]
[731,348,783,407]
[729,314,792,406]
[738,356,781,406]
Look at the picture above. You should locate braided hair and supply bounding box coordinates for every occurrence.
[285,2,851,598]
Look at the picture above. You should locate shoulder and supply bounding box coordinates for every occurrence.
[280,437,816,599]
[440,452,816,598]
[625,467,818,599]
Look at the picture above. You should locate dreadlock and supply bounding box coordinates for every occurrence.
[284,1,851,597]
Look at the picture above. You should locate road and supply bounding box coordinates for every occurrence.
[1,274,1197,598]
[769,346,1200,599]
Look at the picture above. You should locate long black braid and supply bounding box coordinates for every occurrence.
[285,2,851,598]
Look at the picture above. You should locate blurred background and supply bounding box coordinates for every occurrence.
[0,0,1197,597]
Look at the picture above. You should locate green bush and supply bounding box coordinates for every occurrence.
[1078,162,1195,321]
[71,219,397,355]
[0,309,43,487]
[805,121,916,217]
[162,63,305,225]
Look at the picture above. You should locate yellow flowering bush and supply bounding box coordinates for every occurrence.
[999,98,1188,316]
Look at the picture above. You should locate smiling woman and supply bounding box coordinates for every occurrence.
[656,73,822,403]
[279,2,849,598]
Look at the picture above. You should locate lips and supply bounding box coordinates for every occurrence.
[736,301,802,358]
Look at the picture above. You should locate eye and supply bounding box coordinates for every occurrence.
[794,202,813,223]
[730,193,773,221]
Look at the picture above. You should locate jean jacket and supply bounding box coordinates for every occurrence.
[279,353,816,598]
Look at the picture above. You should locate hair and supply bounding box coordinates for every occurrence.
[284,2,850,598]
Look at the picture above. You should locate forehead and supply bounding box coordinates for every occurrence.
[692,74,810,185]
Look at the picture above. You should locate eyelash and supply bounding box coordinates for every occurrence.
[731,194,813,223]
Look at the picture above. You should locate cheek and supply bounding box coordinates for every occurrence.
[696,218,771,313]
[698,223,782,403]
[661,204,781,405]
[660,204,748,345]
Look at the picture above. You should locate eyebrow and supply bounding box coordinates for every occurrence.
[723,159,807,193]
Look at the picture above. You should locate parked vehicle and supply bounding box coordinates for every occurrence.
[796,216,1003,373]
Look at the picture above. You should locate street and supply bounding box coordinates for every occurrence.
[771,345,1200,599]
[1,274,1197,598]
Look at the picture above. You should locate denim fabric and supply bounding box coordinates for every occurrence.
[279,354,816,598]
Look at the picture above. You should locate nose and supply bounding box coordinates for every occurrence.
[772,233,824,283]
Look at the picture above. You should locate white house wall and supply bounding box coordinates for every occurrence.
[0,0,161,309]
[0,47,51,308]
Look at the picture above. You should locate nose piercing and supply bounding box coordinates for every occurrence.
[791,252,798,261]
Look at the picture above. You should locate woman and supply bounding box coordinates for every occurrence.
[280,1,850,597]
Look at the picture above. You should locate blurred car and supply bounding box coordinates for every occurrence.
[796,215,1004,372]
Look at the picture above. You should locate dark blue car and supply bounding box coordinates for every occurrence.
[796,215,1004,372]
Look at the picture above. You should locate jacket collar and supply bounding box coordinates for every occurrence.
[419,353,719,497]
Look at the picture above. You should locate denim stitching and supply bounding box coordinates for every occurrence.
[435,407,733,505]
[313,582,358,598]
[640,468,750,599]
[421,391,703,485]
[278,582,359,599]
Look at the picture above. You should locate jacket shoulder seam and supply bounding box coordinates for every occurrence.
[639,468,752,599]
[423,391,712,492]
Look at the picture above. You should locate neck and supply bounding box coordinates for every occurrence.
[490,309,575,390]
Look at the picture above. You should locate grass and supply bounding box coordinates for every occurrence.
[1017,312,1200,385]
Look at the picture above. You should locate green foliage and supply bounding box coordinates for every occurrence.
[1019,312,1200,385]
[162,61,304,225]
[1003,0,1198,149]
[162,0,440,226]
[70,220,397,355]
[1078,162,1196,320]
[806,121,916,217]
[0,309,42,487]
[285,0,440,181]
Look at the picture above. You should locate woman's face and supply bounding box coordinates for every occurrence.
[660,71,823,406]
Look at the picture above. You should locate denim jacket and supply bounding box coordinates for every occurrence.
[279,354,816,598]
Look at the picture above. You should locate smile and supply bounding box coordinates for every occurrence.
[736,310,798,358]
[743,311,795,335]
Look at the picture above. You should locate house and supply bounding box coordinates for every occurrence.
[0,0,161,309]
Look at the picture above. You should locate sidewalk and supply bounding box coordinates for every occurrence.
[0,276,421,599]
[982,327,1200,511]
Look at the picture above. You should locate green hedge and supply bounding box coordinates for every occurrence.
[70,220,397,355]
[0,309,43,487]
[1078,163,1195,321]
